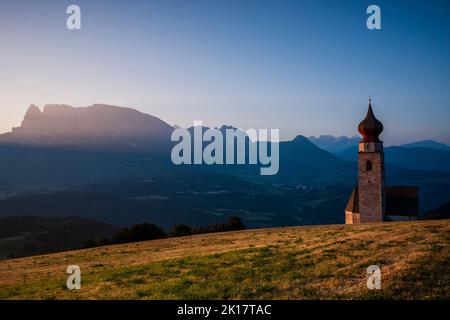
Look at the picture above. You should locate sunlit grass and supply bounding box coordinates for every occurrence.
[0,220,448,299]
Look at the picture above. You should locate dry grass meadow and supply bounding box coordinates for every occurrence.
[0,220,449,299]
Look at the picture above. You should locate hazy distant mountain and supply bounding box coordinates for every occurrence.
[337,146,450,172]
[0,104,174,152]
[400,140,450,151]
[181,128,354,184]
[308,135,360,153]
[309,135,450,153]
[277,135,354,183]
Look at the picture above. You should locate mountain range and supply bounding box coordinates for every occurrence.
[307,135,360,153]
[401,140,450,151]
[0,104,173,153]
[0,104,448,229]
[308,135,450,153]
[336,146,450,172]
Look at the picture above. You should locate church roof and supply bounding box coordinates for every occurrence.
[345,186,359,213]
[358,100,384,143]
[345,186,419,217]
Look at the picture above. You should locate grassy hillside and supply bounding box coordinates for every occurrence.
[0,220,448,300]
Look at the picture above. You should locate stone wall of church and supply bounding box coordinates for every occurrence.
[345,211,360,224]
[358,151,385,222]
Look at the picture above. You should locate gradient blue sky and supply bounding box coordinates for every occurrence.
[1,0,449,144]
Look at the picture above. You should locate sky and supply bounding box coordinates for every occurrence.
[0,0,449,145]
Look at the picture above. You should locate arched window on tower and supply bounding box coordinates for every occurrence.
[366,160,373,171]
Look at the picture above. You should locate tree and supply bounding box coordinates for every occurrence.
[226,217,245,231]
[112,223,166,244]
[170,224,192,237]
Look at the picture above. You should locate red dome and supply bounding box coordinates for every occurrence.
[358,101,383,143]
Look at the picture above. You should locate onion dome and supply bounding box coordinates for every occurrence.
[358,99,383,143]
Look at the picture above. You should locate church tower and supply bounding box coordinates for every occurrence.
[356,99,385,222]
[346,100,419,224]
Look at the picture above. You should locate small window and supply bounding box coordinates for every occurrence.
[366,160,373,171]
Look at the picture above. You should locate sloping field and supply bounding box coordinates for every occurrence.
[0,220,448,299]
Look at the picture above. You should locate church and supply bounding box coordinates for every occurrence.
[345,100,419,224]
